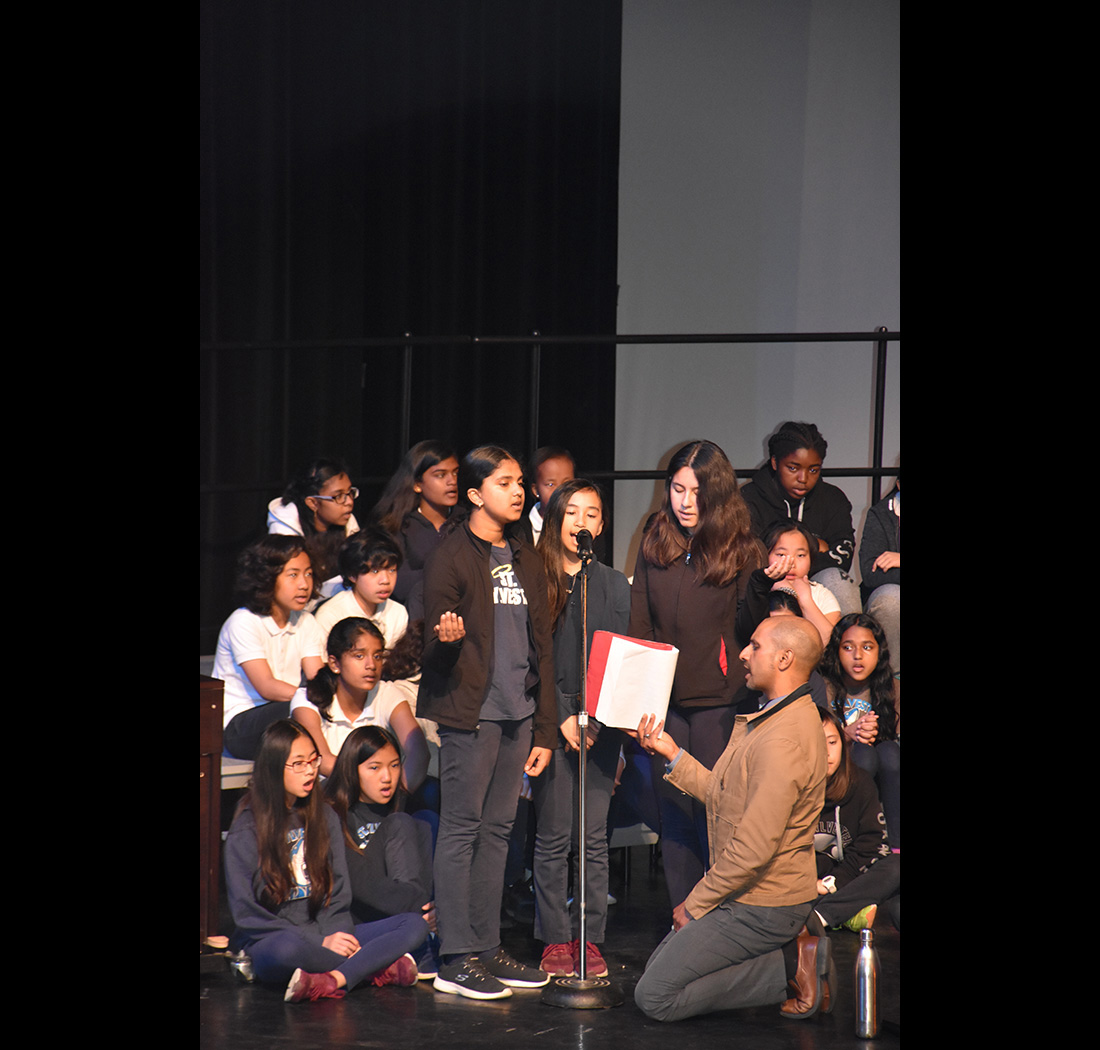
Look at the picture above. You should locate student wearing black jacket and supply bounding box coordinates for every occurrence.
[740,421,860,615]
[529,480,630,978]
[628,440,763,910]
[418,446,557,1001]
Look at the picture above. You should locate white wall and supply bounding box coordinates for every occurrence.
[614,0,900,579]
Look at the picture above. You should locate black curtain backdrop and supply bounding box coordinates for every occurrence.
[200,1,622,650]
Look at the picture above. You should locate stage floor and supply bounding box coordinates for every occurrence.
[200,844,899,1049]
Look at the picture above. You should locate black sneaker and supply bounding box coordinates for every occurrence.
[433,955,512,1000]
[477,947,550,988]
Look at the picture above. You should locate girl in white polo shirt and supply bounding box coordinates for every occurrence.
[291,617,429,787]
[214,536,325,761]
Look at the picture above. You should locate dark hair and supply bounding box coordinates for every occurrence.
[763,520,817,556]
[767,421,828,464]
[338,528,403,587]
[768,588,804,616]
[441,444,523,535]
[306,617,386,721]
[381,620,424,681]
[539,479,605,625]
[325,725,404,849]
[819,705,855,803]
[371,440,458,536]
[233,535,317,615]
[819,613,898,741]
[239,719,333,918]
[281,458,352,537]
[640,440,763,586]
[530,446,576,480]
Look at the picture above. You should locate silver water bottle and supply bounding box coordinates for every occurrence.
[854,928,879,1038]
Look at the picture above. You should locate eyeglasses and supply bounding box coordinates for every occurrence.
[285,755,322,774]
[312,487,359,505]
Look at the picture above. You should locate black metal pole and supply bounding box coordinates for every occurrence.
[542,542,624,1009]
[400,334,413,456]
[530,331,541,455]
[871,326,888,504]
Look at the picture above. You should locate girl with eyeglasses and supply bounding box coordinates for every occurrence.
[225,719,428,1001]
[215,536,325,761]
[268,458,361,601]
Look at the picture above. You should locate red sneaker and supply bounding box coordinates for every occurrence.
[540,942,575,977]
[367,953,419,987]
[284,968,346,1002]
[573,940,608,978]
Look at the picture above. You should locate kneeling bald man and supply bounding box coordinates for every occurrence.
[632,616,830,1022]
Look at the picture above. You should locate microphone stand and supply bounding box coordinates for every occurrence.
[542,534,624,1009]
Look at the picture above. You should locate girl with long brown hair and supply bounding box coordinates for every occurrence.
[629,439,763,910]
[224,719,428,1002]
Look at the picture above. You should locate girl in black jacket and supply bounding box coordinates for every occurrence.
[812,708,899,931]
[739,421,860,615]
[628,439,763,909]
[530,479,630,978]
[418,445,557,1000]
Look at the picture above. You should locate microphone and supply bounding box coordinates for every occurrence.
[576,529,594,559]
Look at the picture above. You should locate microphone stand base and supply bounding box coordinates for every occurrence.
[541,975,625,1010]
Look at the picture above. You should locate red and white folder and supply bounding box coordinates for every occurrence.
[584,631,679,730]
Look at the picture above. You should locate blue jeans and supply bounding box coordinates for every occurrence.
[248,913,427,989]
[851,739,901,849]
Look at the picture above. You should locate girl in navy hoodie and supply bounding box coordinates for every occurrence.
[224,720,427,1002]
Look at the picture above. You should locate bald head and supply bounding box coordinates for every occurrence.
[741,616,823,700]
[762,616,822,675]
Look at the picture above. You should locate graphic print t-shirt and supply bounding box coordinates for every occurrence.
[347,799,393,851]
[480,544,535,721]
[285,826,309,900]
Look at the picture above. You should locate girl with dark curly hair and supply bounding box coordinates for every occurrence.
[214,535,325,760]
[818,613,900,849]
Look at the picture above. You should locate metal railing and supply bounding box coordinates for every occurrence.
[200,326,899,501]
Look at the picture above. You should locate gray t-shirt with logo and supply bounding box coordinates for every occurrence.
[480,543,535,722]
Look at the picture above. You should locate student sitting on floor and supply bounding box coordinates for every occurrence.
[811,708,899,932]
[819,613,901,851]
[224,719,427,1002]
[325,725,440,977]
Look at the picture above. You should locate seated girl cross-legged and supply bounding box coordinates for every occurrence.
[224,719,427,1002]
[325,726,440,978]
